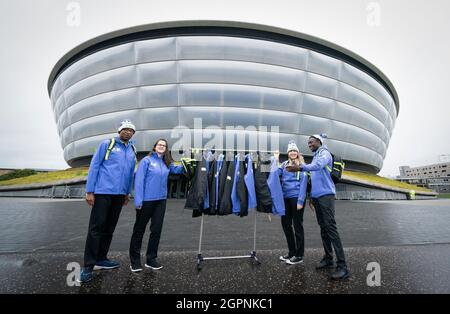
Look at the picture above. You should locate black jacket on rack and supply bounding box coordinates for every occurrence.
[254,159,273,213]
[184,158,208,217]
[217,159,228,207]
[207,159,217,215]
[218,160,235,215]
[237,158,249,217]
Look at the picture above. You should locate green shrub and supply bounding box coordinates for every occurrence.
[0,169,37,181]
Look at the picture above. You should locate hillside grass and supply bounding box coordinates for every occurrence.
[0,167,88,186]
[0,166,434,194]
[343,170,433,193]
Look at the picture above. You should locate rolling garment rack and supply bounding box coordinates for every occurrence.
[196,210,260,270]
[187,148,273,270]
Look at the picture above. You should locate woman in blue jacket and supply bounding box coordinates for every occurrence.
[129,139,184,272]
[277,140,308,265]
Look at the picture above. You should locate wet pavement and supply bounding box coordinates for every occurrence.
[0,198,450,293]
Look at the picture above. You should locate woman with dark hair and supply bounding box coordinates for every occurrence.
[129,139,184,272]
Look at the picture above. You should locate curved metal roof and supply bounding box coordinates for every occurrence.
[47,20,399,114]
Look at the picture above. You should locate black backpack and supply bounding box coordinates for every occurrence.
[306,171,312,195]
[326,151,344,184]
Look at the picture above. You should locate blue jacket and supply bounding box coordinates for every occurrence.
[204,152,214,210]
[231,155,240,215]
[268,157,285,216]
[302,146,336,198]
[244,154,257,211]
[215,155,225,210]
[134,152,184,207]
[278,161,308,206]
[86,137,136,195]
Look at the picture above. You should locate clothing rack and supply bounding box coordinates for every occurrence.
[187,148,272,270]
[196,210,261,270]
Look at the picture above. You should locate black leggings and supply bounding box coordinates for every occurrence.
[281,198,305,258]
[129,200,167,266]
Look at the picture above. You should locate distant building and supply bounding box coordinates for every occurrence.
[398,162,450,193]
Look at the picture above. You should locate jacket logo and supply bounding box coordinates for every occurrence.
[151,162,157,167]
[112,147,121,152]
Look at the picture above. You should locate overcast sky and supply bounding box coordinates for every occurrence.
[1,0,449,176]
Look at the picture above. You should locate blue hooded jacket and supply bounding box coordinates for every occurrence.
[231,155,241,215]
[302,146,336,198]
[134,152,184,207]
[267,157,285,216]
[278,161,308,206]
[86,137,136,195]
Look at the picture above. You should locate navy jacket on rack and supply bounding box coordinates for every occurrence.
[237,157,249,217]
[244,154,257,211]
[254,158,273,213]
[203,152,214,213]
[217,159,229,214]
[185,158,208,217]
[231,154,249,217]
[209,154,224,215]
[207,158,217,215]
[219,159,235,215]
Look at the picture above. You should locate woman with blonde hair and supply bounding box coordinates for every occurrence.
[276,140,308,265]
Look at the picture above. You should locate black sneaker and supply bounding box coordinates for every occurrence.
[145,259,163,270]
[279,254,293,262]
[315,259,335,270]
[330,267,350,280]
[286,256,304,265]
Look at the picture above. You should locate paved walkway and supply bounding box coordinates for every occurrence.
[0,198,449,293]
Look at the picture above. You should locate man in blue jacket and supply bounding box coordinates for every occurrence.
[286,134,349,280]
[79,120,137,283]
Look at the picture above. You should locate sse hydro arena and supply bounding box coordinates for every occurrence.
[48,21,399,174]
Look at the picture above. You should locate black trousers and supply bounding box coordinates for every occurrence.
[281,198,305,258]
[84,194,125,268]
[129,200,167,266]
[312,194,347,268]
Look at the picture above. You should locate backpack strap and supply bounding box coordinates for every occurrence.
[105,138,139,172]
[130,143,138,172]
[316,146,333,173]
[104,138,116,160]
